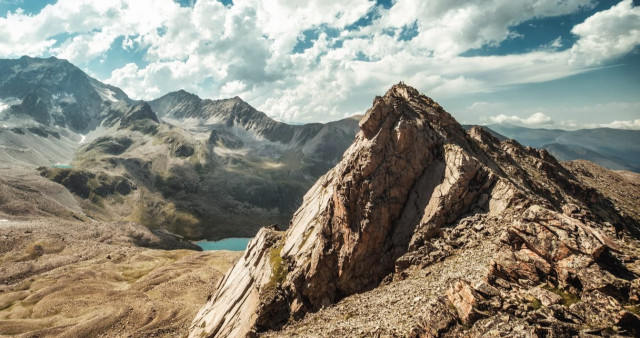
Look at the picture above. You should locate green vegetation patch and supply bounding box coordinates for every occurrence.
[528,297,543,310]
[264,239,288,295]
[84,136,133,155]
[543,286,581,306]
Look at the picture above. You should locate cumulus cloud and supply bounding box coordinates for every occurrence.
[590,119,640,130]
[477,101,640,130]
[373,0,596,58]
[0,0,180,64]
[0,0,639,123]
[569,0,640,66]
[488,115,640,130]
[489,112,553,126]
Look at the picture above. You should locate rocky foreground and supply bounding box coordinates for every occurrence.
[190,84,640,337]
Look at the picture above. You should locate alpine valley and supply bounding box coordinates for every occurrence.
[1,57,639,337]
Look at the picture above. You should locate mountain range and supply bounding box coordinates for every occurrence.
[1,56,638,242]
[0,56,359,240]
[484,123,640,172]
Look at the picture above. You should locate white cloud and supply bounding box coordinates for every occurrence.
[0,0,180,64]
[569,0,640,66]
[477,101,640,130]
[489,112,553,126]
[488,116,640,130]
[0,0,639,124]
[370,0,596,57]
[220,80,248,98]
[537,36,563,51]
[595,119,640,129]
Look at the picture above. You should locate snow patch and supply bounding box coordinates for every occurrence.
[95,86,119,102]
[2,125,7,128]
[214,147,248,156]
[205,115,225,125]
[0,219,8,222]
[79,134,86,144]
[0,102,8,111]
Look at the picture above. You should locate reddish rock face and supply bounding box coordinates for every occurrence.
[189,84,640,337]
[446,279,483,324]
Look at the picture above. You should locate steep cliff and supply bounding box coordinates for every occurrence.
[190,84,640,337]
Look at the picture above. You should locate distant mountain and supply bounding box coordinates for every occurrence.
[151,90,360,172]
[0,56,360,240]
[479,124,640,172]
[72,95,360,238]
[0,56,130,132]
[90,90,361,239]
[0,56,138,167]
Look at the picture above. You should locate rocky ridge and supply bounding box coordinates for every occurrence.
[190,84,640,337]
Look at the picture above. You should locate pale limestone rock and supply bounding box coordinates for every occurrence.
[189,227,283,338]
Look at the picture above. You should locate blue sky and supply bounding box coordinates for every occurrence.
[0,0,638,129]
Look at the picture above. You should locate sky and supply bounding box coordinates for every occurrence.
[0,0,639,129]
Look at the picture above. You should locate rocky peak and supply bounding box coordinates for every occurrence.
[359,83,454,138]
[189,83,503,336]
[102,101,159,135]
[120,102,159,125]
[149,90,202,118]
[152,89,312,145]
[190,84,639,337]
[0,56,130,132]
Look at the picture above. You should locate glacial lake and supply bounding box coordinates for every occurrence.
[51,164,73,168]
[196,238,252,251]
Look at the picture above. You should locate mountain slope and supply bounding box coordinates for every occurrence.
[0,56,136,167]
[0,167,239,336]
[0,56,360,240]
[190,84,640,337]
[150,90,359,158]
[69,92,360,240]
[74,90,361,239]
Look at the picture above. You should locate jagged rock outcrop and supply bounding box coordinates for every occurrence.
[191,226,284,337]
[190,84,640,337]
[102,101,160,135]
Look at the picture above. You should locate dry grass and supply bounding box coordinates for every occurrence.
[0,218,242,337]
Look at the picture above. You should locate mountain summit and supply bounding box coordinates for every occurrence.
[190,83,640,337]
[0,56,130,132]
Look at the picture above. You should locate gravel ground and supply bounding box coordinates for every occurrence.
[263,222,502,337]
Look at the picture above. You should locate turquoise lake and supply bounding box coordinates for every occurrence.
[196,238,252,251]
